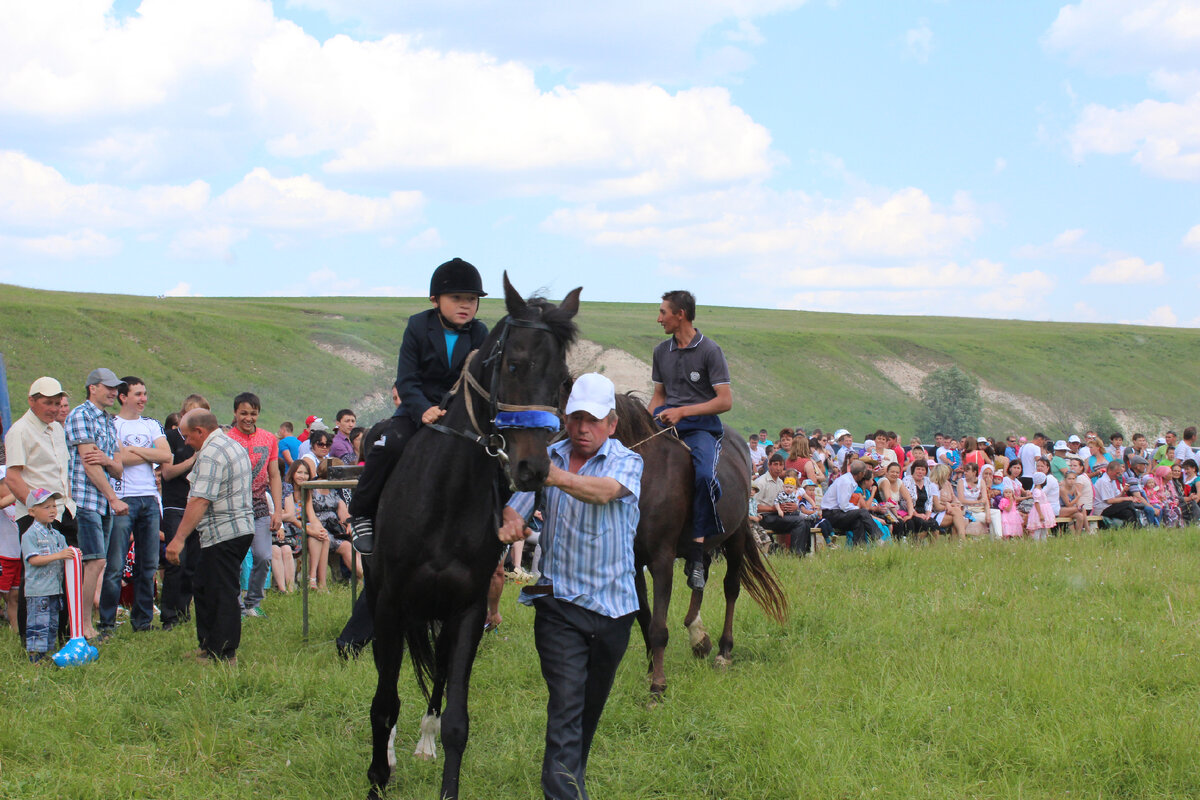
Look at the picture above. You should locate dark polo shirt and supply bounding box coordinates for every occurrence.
[651,330,731,407]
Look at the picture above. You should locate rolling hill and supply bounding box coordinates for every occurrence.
[0,282,1191,440]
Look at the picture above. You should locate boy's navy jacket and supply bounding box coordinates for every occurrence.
[394,309,489,424]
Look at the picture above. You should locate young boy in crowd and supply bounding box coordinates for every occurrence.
[21,489,77,664]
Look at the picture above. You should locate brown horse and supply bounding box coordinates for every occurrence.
[614,393,787,698]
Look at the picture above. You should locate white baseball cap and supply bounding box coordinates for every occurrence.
[1054,440,1068,451]
[834,428,850,440]
[28,376,66,397]
[1068,434,1081,443]
[565,373,615,419]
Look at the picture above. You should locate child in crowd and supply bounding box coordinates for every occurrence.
[1141,474,1166,525]
[22,489,94,666]
[1025,473,1055,541]
[774,475,799,518]
[999,486,1024,539]
[748,485,761,526]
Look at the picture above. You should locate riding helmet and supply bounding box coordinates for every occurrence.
[429,258,487,297]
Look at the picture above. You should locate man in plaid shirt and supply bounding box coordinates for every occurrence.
[63,368,128,641]
[165,409,254,664]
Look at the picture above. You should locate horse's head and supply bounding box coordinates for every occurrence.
[487,272,580,491]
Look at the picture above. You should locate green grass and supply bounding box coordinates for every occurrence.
[4,530,1200,799]
[1,282,1192,436]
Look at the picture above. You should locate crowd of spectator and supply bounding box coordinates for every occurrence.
[1,368,377,666]
[747,425,1200,555]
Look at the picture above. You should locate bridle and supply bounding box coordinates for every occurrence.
[428,314,563,494]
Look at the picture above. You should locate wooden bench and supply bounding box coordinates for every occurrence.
[1055,514,1104,532]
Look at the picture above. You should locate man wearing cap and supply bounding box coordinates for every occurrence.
[1066,435,1084,460]
[498,373,643,800]
[165,409,255,664]
[832,429,854,471]
[4,378,76,538]
[650,290,732,591]
[63,368,128,640]
[753,453,810,555]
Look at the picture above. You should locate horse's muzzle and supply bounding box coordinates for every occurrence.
[513,459,549,492]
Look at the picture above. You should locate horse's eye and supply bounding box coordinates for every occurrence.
[508,363,518,374]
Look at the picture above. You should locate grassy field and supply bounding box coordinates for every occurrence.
[1,281,1193,437]
[3,529,1200,799]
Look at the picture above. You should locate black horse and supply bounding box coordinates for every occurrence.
[614,393,788,698]
[366,275,580,800]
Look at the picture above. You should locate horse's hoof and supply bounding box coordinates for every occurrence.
[691,635,712,659]
[367,784,385,800]
[713,654,732,671]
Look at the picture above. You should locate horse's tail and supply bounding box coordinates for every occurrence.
[737,525,789,624]
[405,621,437,703]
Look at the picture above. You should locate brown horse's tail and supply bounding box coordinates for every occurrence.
[736,526,788,624]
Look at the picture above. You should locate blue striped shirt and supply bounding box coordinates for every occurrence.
[64,400,119,515]
[509,436,643,618]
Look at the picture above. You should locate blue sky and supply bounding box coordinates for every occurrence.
[1,0,1197,325]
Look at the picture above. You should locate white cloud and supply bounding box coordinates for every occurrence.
[0,0,280,118]
[1013,227,1099,260]
[1045,0,1200,73]
[1069,94,1200,180]
[544,185,980,263]
[285,0,805,82]
[167,226,249,261]
[1122,304,1179,327]
[163,281,199,297]
[994,157,1007,173]
[1185,223,1200,247]
[215,168,423,232]
[405,227,443,250]
[0,151,209,229]
[904,21,933,63]
[1084,256,1166,283]
[253,28,775,194]
[1,229,122,259]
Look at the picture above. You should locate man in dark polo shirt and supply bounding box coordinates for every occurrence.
[649,290,732,591]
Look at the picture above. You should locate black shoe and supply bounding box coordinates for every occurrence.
[685,559,706,591]
[350,516,375,555]
[161,619,180,632]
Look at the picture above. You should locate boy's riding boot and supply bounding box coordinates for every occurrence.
[350,516,375,555]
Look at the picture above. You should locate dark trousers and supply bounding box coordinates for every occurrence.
[160,508,200,626]
[534,597,634,800]
[193,534,252,660]
[1101,503,1138,526]
[348,415,417,519]
[760,512,811,555]
[823,507,874,546]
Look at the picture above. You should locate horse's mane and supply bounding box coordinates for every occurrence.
[511,296,579,347]
[613,392,658,447]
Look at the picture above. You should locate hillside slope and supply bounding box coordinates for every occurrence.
[0,283,1190,438]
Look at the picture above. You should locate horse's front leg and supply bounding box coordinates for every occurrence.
[438,599,487,800]
[682,572,711,659]
[647,554,674,699]
[368,610,405,799]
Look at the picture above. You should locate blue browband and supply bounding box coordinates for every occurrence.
[494,410,561,431]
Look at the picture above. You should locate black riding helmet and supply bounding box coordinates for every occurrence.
[429,258,487,297]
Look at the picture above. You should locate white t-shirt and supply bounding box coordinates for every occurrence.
[1019,443,1041,477]
[112,415,166,498]
[0,466,20,559]
[1043,473,1061,514]
[1175,441,1195,464]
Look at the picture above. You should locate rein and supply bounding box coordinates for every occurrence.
[427,313,563,524]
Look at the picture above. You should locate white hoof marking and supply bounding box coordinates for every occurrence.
[686,615,706,648]
[386,725,396,770]
[413,713,441,761]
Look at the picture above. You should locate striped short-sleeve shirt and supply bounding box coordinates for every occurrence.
[510,437,643,618]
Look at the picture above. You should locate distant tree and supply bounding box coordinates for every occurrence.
[1085,407,1124,441]
[916,366,982,440]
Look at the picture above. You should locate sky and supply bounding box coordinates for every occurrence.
[1,0,1198,326]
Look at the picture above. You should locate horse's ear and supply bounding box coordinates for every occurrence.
[558,286,582,320]
[503,271,527,317]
